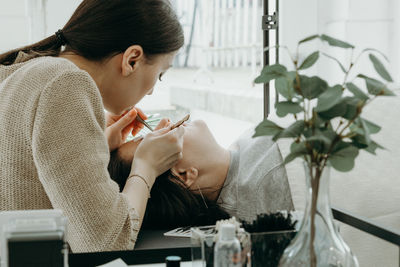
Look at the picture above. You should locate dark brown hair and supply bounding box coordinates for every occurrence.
[0,0,184,65]
[108,150,230,230]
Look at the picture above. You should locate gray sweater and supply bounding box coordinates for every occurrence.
[217,130,294,222]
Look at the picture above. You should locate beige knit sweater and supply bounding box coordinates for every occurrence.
[0,53,140,252]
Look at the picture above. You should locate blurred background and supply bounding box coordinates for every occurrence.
[1,0,399,266]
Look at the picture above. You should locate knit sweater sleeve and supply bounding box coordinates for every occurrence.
[31,70,139,252]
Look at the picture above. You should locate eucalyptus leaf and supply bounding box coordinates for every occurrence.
[316,85,343,112]
[350,117,381,144]
[284,142,308,164]
[342,97,362,120]
[303,127,313,138]
[261,64,287,75]
[321,128,338,142]
[349,121,364,136]
[359,117,372,144]
[306,133,333,153]
[351,135,384,155]
[290,141,304,152]
[365,140,385,155]
[321,52,347,73]
[275,77,290,99]
[273,120,305,141]
[298,34,319,45]
[276,101,303,117]
[255,73,279,84]
[361,48,389,62]
[299,75,328,99]
[345,83,369,101]
[320,34,355,49]
[328,146,359,172]
[357,74,396,96]
[332,141,352,153]
[254,64,288,84]
[253,119,283,137]
[362,118,381,134]
[299,51,319,70]
[275,71,296,100]
[369,54,393,82]
[317,100,347,120]
[351,135,369,149]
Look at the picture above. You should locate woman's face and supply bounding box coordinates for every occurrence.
[104,51,177,115]
[172,120,217,174]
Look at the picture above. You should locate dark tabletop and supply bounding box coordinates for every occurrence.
[69,229,192,267]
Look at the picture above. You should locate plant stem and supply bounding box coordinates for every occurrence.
[309,165,321,267]
[341,49,355,87]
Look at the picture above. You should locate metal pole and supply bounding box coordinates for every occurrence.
[263,0,270,119]
[275,0,279,104]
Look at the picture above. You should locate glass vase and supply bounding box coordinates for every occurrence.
[279,162,359,267]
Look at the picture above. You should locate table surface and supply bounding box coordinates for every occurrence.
[134,229,191,250]
[69,229,193,267]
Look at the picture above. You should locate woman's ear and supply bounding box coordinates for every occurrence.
[121,45,144,76]
[171,167,199,187]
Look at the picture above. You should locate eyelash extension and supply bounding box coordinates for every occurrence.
[158,73,163,81]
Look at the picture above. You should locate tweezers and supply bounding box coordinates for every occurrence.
[135,115,154,132]
[135,113,190,133]
[170,114,190,130]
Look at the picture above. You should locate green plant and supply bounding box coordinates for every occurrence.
[253,34,396,267]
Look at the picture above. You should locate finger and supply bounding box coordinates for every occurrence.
[154,118,170,131]
[132,120,145,130]
[170,125,185,139]
[122,124,134,138]
[152,125,172,136]
[131,124,144,136]
[154,124,185,139]
[111,108,137,130]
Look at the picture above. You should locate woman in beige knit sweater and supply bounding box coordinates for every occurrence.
[0,0,185,252]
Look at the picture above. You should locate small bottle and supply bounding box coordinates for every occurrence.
[165,255,181,267]
[214,224,241,267]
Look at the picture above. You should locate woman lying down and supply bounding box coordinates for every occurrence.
[108,118,294,229]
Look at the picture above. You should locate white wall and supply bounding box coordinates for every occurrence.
[0,0,30,52]
[0,0,81,53]
[44,0,82,37]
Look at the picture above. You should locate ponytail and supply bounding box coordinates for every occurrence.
[0,33,64,65]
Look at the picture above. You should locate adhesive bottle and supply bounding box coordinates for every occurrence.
[214,224,241,267]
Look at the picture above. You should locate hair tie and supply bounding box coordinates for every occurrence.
[55,29,67,46]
